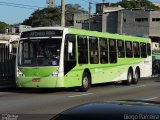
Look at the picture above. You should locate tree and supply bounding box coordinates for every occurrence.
[22,7,61,27]
[0,21,8,33]
[113,0,160,9]
[22,4,88,27]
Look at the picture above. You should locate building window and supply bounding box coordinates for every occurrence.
[152,18,160,22]
[83,20,89,24]
[76,20,82,23]
[135,18,148,22]
[123,18,126,22]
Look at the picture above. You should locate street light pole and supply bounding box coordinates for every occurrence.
[61,0,65,27]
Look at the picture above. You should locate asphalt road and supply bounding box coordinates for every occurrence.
[0,77,160,119]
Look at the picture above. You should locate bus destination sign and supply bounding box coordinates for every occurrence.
[21,30,63,38]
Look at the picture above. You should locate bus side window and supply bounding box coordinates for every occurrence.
[125,41,133,58]
[64,34,76,75]
[133,42,140,58]
[140,42,147,58]
[89,37,99,64]
[100,38,108,64]
[78,36,88,64]
[117,40,125,58]
[147,43,151,56]
[109,39,117,63]
[65,34,76,61]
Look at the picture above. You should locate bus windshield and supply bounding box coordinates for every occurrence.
[18,38,62,66]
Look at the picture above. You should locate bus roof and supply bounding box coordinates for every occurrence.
[68,27,150,43]
[21,27,150,43]
[21,26,65,32]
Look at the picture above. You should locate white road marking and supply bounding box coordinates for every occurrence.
[144,97,158,101]
[132,84,146,88]
[68,93,93,98]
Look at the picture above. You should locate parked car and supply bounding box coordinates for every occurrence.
[51,100,160,120]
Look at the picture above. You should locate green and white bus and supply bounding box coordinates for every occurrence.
[16,27,152,91]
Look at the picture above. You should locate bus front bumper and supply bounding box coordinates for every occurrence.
[16,77,64,88]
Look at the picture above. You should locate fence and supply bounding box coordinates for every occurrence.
[0,44,16,85]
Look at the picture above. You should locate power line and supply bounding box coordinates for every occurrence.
[81,0,97,5]
[0,1,44,9]
[0,3,35,10]
[0,1,44,8]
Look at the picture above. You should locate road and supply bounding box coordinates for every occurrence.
[0,77,160,119]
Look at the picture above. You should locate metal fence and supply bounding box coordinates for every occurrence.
[0,44,16,80]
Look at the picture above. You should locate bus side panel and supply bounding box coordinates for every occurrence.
[63,66,83,87]
[135,56,152,78]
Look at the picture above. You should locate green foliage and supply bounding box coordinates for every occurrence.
[113,0,159,9]
[0,21,8,33]
[22,7,61,27]
[22,4,88,27]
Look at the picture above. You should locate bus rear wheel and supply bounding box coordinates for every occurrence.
[132,69,140,84]
[80,72,91,92]
[124,69,133,85]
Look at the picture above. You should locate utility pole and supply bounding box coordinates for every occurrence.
[102,0,105,13]
[89,2,92,30]
[61,0,65,27]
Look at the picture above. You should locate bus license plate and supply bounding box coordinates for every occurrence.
[32,78,40,82]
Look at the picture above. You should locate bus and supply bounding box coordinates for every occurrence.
[16,27,152,91]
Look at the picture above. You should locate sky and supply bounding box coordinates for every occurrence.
[0,0,159,24]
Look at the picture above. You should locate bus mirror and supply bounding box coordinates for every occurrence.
[68,42,73,53]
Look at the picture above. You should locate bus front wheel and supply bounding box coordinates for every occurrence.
[80,72,91,92]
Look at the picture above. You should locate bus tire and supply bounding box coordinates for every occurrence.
[132,68,140,84]
[80,72,91,92]
[124,69,133,85]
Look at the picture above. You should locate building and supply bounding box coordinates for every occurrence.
[117,9,160,37]
[72,3,160,43]
[73,3,123,33]
[5,25,19,35]
[70,2,160,51]
[72,13,102,32]
[96,3,124,14]
[117,9,160,52]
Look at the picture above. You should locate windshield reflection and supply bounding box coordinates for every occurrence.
[18,38,62,66]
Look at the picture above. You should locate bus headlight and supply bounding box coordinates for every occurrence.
[51,70,58,77]
[17,68,24,77]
